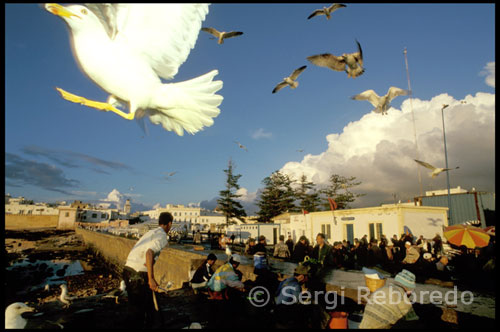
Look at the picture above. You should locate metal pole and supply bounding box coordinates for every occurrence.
[441,105,453,225]
[404,48,423,197]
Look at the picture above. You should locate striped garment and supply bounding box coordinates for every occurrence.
[359,285,413,329]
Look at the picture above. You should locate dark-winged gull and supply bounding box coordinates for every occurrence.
[272,66,307,94]
[351,86,409,115]
[414,160,459,178]
[307,3,346,20]
[201,27,243,44]
[307,40,364,78]
[102,280,127,304]
[44,4,223,136]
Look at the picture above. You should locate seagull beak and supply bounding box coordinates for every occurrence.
[45,3,80,19]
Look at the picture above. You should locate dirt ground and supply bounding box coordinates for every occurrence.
[4,229,496,329]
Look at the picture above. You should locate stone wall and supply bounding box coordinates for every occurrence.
[5,214,59,230]
[75,228,258,290]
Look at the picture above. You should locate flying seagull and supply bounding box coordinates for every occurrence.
[5,302,35,329]
[59,284,77,308]
[234,141,248,152]
[163,171,177,180]
[414,159,459,178]
[272,66,307,94]
[307,3,346,20]
[201,27,243,44]
[307,40,364,78]
[351,86,409,115]
[45,4,223,136]
[296,149,304,152]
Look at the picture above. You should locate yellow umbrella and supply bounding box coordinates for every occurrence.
[443,225,490,249]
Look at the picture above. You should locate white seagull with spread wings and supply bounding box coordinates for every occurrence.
[414,159,459,178]
[307,3,346,20]
[351,86,409,115]
[45,3,223,136]
[272,66,307,93]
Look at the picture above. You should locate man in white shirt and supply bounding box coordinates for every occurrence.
[122,212,173,328]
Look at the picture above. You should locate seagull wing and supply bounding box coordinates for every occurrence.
[307,54,345,71]
[222,31,244,39]
[272,81,288,94]
[95,4,209,80]
[353,39,363,67]
[328,3,347,13]
[351,90,380,107]
[84,4,121,39]
[289,65,307,80]
[387,86,409,101]
[307,9,324,19]
[414,159,436,170]
[201,27,221,38]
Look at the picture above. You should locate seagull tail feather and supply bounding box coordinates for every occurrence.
[149,70,223,136]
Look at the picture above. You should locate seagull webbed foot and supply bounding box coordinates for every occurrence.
[55,87,134,120]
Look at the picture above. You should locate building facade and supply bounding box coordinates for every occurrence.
[5,196,59,215]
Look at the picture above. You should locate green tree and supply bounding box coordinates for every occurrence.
[257,171,297,222]
[294,174,321,213]
[217,159,247,227]
[319,174,365,210]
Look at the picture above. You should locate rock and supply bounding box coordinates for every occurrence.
[441,307,458,324]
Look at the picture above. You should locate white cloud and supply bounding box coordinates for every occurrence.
[251,128,273,140]
[480,62,495,88]
[280,92,495,207]
[236,187,258,203]
[153,203,162,209]
[100,189,125,210]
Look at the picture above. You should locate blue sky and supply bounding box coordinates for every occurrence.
[5,4,495,213]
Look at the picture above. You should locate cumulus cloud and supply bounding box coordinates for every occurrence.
[280,92,495,207]
[480,62,495,88]
[98,189,151,212]
[251,128,273,140]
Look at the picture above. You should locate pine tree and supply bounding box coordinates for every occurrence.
[295,174,321,213]
[217,159,247,227]
[257,171,297,222]
[319,174,365,210]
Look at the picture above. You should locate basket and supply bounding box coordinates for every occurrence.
[364,276,386,293]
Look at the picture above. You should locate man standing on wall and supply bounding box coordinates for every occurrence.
[122,212,173,329]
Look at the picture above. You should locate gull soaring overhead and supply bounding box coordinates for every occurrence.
[234,141,248,152]
[307,3,346,20]
[272,66,307,93]
[351,86,409,115]
[201,27,243,44]
[45,4,223,136]
[414,159,459,178]
[307,40,364,78]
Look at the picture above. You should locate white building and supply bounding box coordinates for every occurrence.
[5,196,59,215]
[425,185,468,197]
[227,223,282,245]
[270,205,449,246]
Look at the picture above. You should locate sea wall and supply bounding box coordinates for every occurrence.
[5,214,59,230]
[75,228,258,290]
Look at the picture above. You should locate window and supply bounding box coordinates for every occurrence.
[376,223,383,240]
[65,212,70,218]
[369,223,375,241]
[321,224,331,240]
[101,214,106,218]
[92,213,97,218]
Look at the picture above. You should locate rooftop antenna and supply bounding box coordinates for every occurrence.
[404,48,423,197]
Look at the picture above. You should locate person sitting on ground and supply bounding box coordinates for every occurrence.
[191,253,217,291]
[291,236,311,263]
[274,264,312,328]
[207,254,245,300]
[218,234,229,250]
[359,269,419,329]
[244,238,257,256]
[402,241,420,266]
[274,235,291,259]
